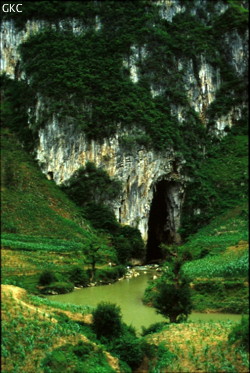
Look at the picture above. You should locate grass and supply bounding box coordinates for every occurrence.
[183,247,249,279]
[1,284,118,373]
[145,320,249,373]
[181,206,249,313]
[1,128,98,242]
[3,283,248,373]
[180,204,248,259]
[1,233,85,252]
[144,204,249,314]
[1,246,125,294]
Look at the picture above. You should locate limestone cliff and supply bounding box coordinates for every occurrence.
[0,0,248,246]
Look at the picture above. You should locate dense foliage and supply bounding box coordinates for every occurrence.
[1,0,248,239]
[92,302,123,340]
[181,129,248,236]
[62,162,145,263]
[228,316,249,351]
[42,341,115,373]
[0,75,36,150]
[1,1,249,371]
[62,162,122,207]
[92,302,147,370]
[146,249,192,323]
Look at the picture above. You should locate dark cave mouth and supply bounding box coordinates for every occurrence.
[146,180,178,263]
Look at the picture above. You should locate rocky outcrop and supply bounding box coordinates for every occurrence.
[37,114,186,242]
[0,1,248,244]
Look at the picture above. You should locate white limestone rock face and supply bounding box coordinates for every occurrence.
[0,20,46,78]
[0,3,248,243]
[214,104,248,134]
[156,0,185,22]
[36,113,186,242]
[179,56,221,124]
[123,45,148,84]
[223,29,248,77]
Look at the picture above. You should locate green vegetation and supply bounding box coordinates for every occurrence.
[145,320,249,372]
[1,128,95,239]
[92,302,123,340]
[61,162,122,207]
[181,132,248,237]
[144,204,248,314]
[62,162,145,264]
[41,341,116,373]
[179,203,248,257]
[91,302,148,370]
[144,248,192,323]
[0,75,36,150]
[183,250,248,279]
[228,316,249,351]
[1,1,249,371]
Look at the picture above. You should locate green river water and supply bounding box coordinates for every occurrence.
[48,271,242,332]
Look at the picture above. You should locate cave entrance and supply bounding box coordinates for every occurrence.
[146,180,179,263]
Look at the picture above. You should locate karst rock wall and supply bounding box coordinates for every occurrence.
[1,0,248,242]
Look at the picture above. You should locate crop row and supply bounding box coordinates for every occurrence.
[1,237,84,252]
[183,251,249,279]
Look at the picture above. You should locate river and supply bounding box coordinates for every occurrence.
[48,270,242,333]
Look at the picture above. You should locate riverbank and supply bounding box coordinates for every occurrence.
[48,271,244,333]
[2,283,249,373]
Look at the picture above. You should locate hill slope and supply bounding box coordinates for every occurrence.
[1,128,96,241]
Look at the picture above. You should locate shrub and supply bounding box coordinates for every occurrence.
[194,280,225,295]
[68,267,89,287]
[72,341,94,358]
[62,162,122,208]
[92,302,123,339]
[112,225,145,264]
[151,342,176,371]
[41,281,74,294]
[110,332,144,370]
[42,342,114,373]
[228,316,249,351]
[95,266,126,283]
[141,321,167,336]
[38,270,57,286]
[42,349,68,372]
[153,279,192,323]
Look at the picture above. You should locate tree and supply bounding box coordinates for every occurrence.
[84,239,117,281]
[92,302,123,339]
[152,247,192,323]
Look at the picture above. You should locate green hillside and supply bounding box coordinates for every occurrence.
[1,128,126,294]
[144,204,249,314]
[1,128,95,240]
[1,1,248,372]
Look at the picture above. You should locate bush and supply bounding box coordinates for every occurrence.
[228,316,249,351]
[92,302,123,339]
[110,332,144,370]
[194,280,225,295]
[153,276,192,323]
[72,341,94,358]
[42,342,114,373]
[68,267,89,287]
[95,266,126,283]
[141,321,167,336]
[41,281,74,294]
[42,349,68,372]
[39,270,57,286]
[151,342,176,371]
